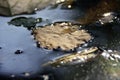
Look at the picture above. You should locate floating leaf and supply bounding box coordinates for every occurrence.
[32,22,92,51]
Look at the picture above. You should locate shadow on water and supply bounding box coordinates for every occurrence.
[0,3,120,80]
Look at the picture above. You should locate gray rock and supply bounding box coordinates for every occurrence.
[0,0,56,16]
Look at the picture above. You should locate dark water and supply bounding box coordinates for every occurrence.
[0,4,120,80]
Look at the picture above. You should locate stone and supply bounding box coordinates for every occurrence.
[78,0,120,25]
[0,0,56,16]
[15,50,23,54]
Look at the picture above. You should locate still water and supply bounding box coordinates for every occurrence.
[0,4,120,80]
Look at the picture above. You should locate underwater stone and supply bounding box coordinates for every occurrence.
[8,17,42,30]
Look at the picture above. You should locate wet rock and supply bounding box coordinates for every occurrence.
[33,22,91,51]
[43,47,99,67]
[97,12,118,25]
[78,0,120,25]
[8,17,42,30]
[0,0,57,16]
[87,55,120,80]
[15,50,23,54]
[0,0,74,16]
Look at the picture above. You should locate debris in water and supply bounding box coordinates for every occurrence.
[32,22,91,51]
[15,50,24,54]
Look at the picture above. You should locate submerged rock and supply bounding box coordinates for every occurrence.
[32,22,91,51]
[15,50,24,54]
[8,17,42,30]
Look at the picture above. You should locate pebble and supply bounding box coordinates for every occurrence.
[15,50,23,54]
